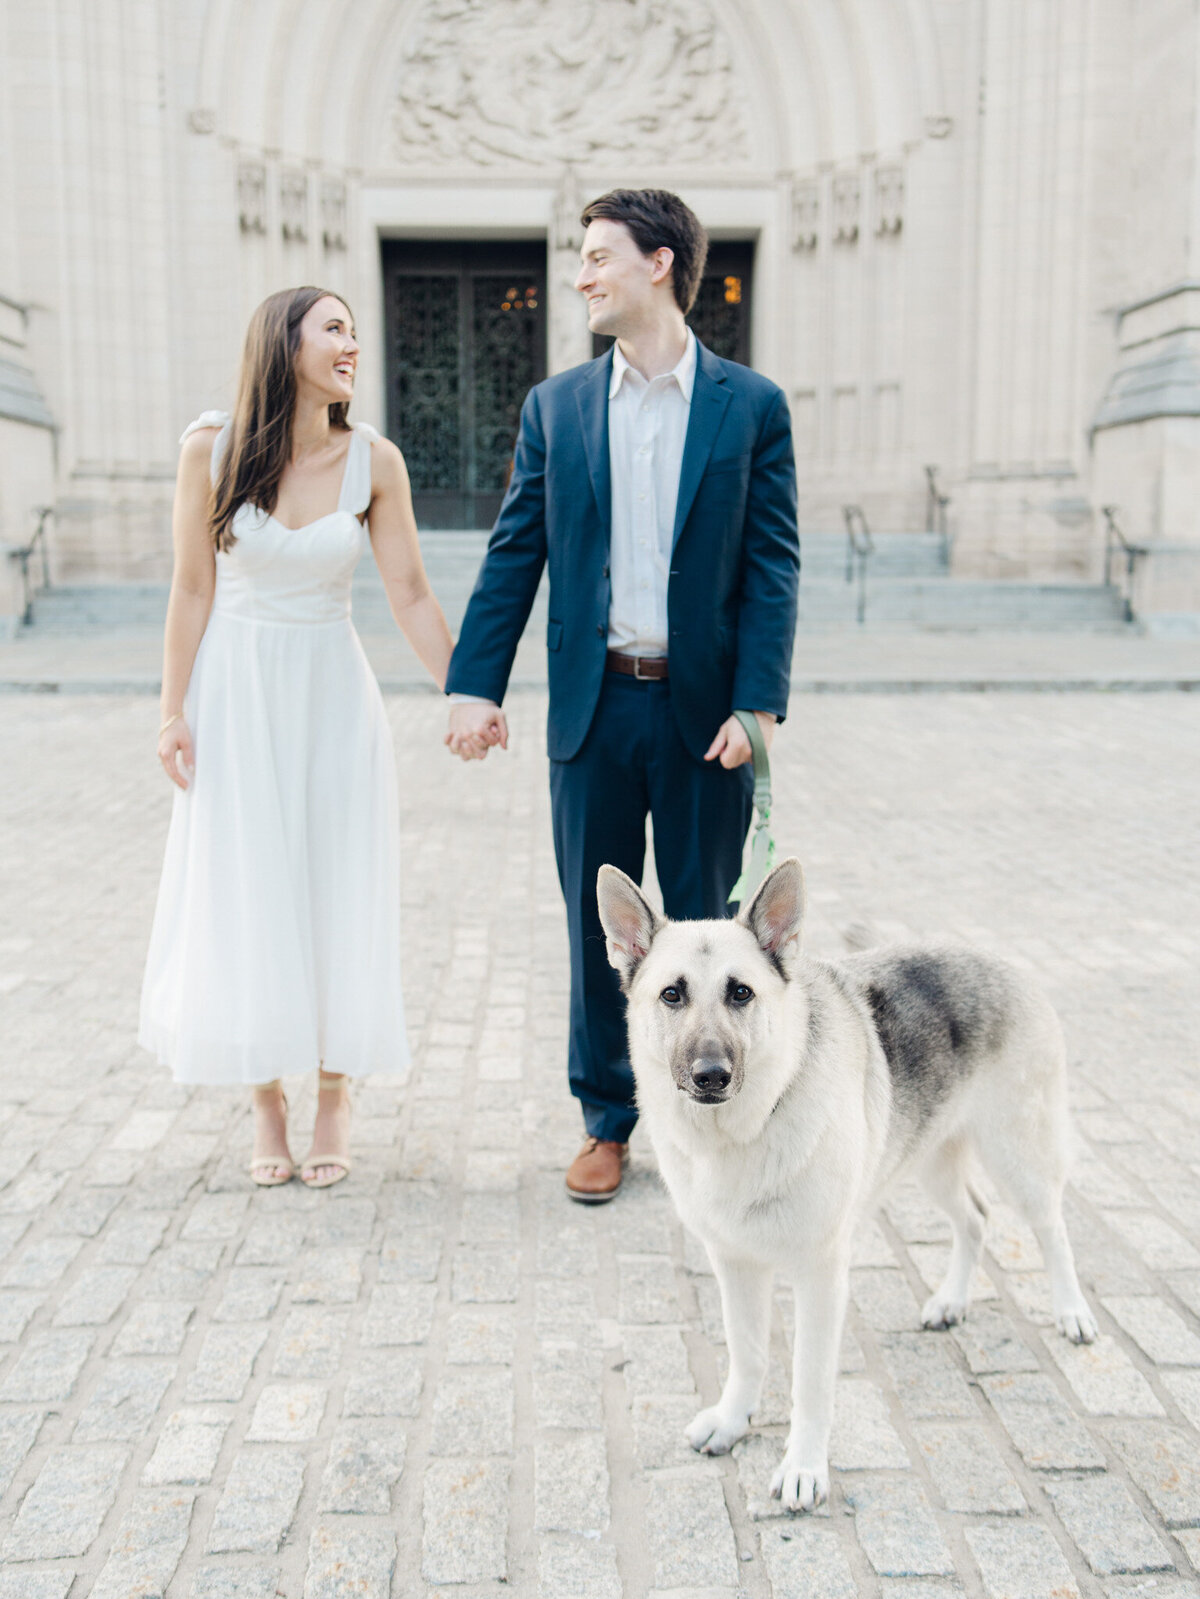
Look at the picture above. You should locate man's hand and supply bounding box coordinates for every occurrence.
[704,711,776,770]
[446,701,509,762]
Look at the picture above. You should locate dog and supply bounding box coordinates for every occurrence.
[596,856,1097,1513]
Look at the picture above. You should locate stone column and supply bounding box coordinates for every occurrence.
[547,168,591,376]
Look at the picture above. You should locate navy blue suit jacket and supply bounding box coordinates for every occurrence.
[445,339,800,763]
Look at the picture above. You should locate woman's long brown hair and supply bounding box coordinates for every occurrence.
[210,286,353,550]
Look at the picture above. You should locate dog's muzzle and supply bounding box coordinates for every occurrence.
[688,1058,733,1102]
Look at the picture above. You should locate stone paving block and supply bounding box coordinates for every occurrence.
[446,1306,517,1365]
[536,1278,599,1341]
[305,1198,376,1249]
[0,1575,75,1599]
[403,1130,456,1183]
[0,1215,30,1259]
[110,1109,176,1151]
[460,1191,521,1246]
[185,1324,268,1402]
[73,1359,176,1442]
[843,1477,955,1577]
[0,1327,93,1401]
[142,1406,230,1483]
[304,1523,396,1599]
[537,1532,622,1599]
[2,1443,129,1559]
[1106,1420,1200,1526]
[247,1383,328,1443]
[535,1432,610,1533]
[112,1299,195,1354]
[0,1290,43,1341]
[463,1151,520,1192]
[141,1240,223,1299]
[430,1367,514,1454]
[0,1408,45,1496]
[1044,1474,1173,1575]
[385,1182,446,1227]
[236,1212,308,1266]
[537,1216,599,1279]
[52,1263,138,1325]
[879,1331,977,1418]
[851,1268,923,1332]
[0,1171,67,1215]
[207,1446,306,1554]
[1042,1330,1165,1416]
[378,1227,441,1283]
[830,1378,911,1470]
[1105,1578,1200,1599]
[51,1188,123,1237]
[949,1306,1041,1374]
[422,1459,510,1584]
[452,1246,520,1303]
[886,1187,952,1243]
[1163,1369,1200,1430]
[98,1208,170,1264]
[317,1420,406,1513]
[89,1485,194,1599]
[757,1523,858,1598]
[980,1372,1106,1469]
[618,1255,681,1324]
[534,1340,604,1428]
[964,1523,1081,1599]
[1103,1208,1200,1271]
[632,1394,702,1469]
[907,1243,998,1302]
[621,1326,696,1395]
[2,1233,82,1288]
[189,1566,281,1599]
[212,1267,285,1322]
[916,1421,1026,1514]
[181,1193,250,1240]
[342,1349,424,1417]
[361,1282,437,1345]
[271,1307,349,1378]
[1104,1294,1200,1364]
[645,1473,739,1589]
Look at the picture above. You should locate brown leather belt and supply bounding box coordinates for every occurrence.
[606,650,669,681]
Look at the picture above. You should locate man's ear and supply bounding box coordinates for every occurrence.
[737,858,805,978]
[596,866,662,990]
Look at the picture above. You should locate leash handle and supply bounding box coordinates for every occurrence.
[727,710,776,905]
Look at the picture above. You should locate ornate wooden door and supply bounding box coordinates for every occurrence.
[383,241,547,528]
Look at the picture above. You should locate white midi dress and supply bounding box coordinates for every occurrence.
[139,414,409,1085]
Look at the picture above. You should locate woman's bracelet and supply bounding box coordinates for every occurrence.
[159,711,184,736]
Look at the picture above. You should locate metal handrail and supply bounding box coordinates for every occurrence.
[1100,505,1147,624]
[924,464,952,564]
[6,506,53,626]
[842,504,874,624]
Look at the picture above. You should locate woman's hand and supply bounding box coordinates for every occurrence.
[158,717,195,790]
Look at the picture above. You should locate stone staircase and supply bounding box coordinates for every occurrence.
[22,529,1128,636]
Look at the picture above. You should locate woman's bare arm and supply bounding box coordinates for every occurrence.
[367,437,455,690]
[157,429,218,789]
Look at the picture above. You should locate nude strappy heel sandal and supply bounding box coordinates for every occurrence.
[300,1070,352,1189]
[249,1082,294,1186]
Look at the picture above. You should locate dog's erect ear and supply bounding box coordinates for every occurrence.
[738,858,806,977]
[596,865,662,988]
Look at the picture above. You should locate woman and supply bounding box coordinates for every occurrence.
[139,285,456,1186]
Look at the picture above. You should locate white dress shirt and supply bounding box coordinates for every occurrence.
[606,328,696,656]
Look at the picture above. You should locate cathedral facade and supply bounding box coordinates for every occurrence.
[2,0,1198,613]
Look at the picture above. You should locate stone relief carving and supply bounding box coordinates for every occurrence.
[281,169,308,243]
[238,162,267,235]
[791,179,819,252]
[321,178,347,251]
[924,115,953,139]
[874,166,903,236]
[393,0,750,167]
[188,108,216,135]
[832,173,859,244]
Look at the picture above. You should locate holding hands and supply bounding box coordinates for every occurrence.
[446,700,509,761]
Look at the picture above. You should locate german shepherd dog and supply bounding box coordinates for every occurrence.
[597,858,1097,1513]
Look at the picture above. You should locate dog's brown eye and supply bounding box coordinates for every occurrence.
[660,987,682,1006]
[732,984,754,1005]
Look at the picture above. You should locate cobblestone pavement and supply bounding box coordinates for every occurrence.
[1,689,1199,1598]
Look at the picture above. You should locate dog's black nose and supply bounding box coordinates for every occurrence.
[691,1059,732,1094]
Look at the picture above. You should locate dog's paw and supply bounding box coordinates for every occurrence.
[686,1404,749,1456]
[1057,1302,1099,1344]
[921,1291,967,1331]
[769,1453,829,1513]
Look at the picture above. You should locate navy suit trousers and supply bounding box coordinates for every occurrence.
[549,672,753,1144]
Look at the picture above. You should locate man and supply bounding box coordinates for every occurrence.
[446,189,799,1202]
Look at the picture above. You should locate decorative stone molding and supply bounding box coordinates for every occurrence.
[321,178,347,251]
[832,174,860,245]
[392,0,750,167]
[874,166,903,236]
[187,108,216,135]
[924,115,953,140]
[791,179,819,252]
[281,169,308,243]
[238,161,267,235]
[553,166,584,254]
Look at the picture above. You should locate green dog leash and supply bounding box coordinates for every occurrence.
[727,709,776,905]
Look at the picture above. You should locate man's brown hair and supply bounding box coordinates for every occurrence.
[580,189,708,314]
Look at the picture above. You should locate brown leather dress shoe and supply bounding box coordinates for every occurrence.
[565,1137,628,1204]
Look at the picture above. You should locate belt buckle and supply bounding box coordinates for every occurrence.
[633,656,651,681]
